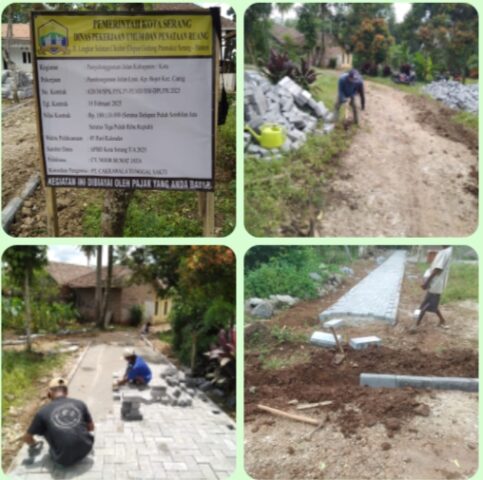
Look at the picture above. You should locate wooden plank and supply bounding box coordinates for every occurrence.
[296,401,333,411]
[257,404,320,426]
[45,187,59,236]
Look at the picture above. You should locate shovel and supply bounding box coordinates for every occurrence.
[329,327,345,365]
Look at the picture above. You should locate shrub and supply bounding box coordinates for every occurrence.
[400,63,411,75]
[263,49,294,84]
[129,304,143,327]
[245,261,319,300]
[382,65,392,77]
[361,62,378,76]
[291,57,318,90]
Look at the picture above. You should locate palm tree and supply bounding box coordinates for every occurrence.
[80,245,96,266]
[277,3,293,24]
[3,246,47,350]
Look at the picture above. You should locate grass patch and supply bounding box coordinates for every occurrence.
[416,262,478,304]
[261,350,311,370]
[245,69,354,236]
[271,326,307,344]
[82,98,236,237]
[441,263,478,304]
[366,76,425,95]
[452,111,478,132]
[158,330,173,343]
[2,350,65,420]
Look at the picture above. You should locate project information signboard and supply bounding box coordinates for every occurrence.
[32,11,217,191]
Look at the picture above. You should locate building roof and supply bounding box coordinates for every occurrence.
[67,265,133,289]
[271,24,305,47]
[46,262,94,286]
[1,24,30,40]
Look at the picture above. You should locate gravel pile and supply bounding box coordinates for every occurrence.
[244,70,334,159]
[422,80,478,113]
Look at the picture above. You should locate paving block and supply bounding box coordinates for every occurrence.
[349,336,382,350]
[310,331,342,348]
[323,318,345,329]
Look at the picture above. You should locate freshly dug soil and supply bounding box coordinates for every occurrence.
[245,346,477,437]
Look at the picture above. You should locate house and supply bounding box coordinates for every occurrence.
[46,262,172,326]
[2,23,32,72]
[270,23,352,69]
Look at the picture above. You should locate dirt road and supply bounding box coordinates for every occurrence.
[318,81,478,237]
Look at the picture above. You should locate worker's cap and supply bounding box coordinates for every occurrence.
[122,347,136,358]
[348,69,361,82]
[48,377,68,389]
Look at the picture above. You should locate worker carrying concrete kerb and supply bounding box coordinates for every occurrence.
[116,347,152,387]
[334,69,365,125]
[23,377,95,467]
[413,246,453,331]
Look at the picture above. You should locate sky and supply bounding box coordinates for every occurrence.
[271,3,412,23]
[48,246,108,266]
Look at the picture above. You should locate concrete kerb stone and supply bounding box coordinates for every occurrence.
[310,331,342,348]
[349,336,382,350]
[2,173,41,231]
[323,319,345,329]
[360,373,478,392]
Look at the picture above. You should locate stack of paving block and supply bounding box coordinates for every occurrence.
[244,70,334,159]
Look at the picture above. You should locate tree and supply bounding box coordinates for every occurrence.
[245,4,272,64]
[126,246,235,371]
[95,246,103,327]
[3,246,47,350]
[80,245,96,266]
[276,3,293,24]
[352,18,394,68]
[100,245,114,328]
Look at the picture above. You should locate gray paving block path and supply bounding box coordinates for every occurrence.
[319,250,407,325]
[8,339,235,480]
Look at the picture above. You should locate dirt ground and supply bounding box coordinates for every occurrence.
[244,257,478,479]
[318,81,478,237]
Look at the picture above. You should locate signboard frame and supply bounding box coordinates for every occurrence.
[30,8,221,236]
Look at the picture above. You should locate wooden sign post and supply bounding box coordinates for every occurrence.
[31,8,219,237]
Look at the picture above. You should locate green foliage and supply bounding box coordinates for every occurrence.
[129,304,143,327]
[441,264,478,304]
[245,246,354,300]
[245,261,319,299]
[352,18,394,67]
[452,111,478,132]
[3,246,47,285]
[245,4,272,64]
[388,42,413,70]
[2,350,65,421]
[127,246,235,371]
[271,326,307,344]
[413,52,434,82]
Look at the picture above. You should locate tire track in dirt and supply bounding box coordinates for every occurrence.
[319,81,477,237]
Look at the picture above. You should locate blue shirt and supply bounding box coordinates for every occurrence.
[127,356,152,384]
[338,73,363,102]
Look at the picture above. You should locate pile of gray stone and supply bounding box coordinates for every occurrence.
[115,364,198,420]
[2,69,33,100]
[422,80,478,113]
[245,294,300,319]
[245,70,335,159]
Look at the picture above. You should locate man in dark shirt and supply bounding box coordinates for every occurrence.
[24,377,94,467]
[334,69,365,124]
